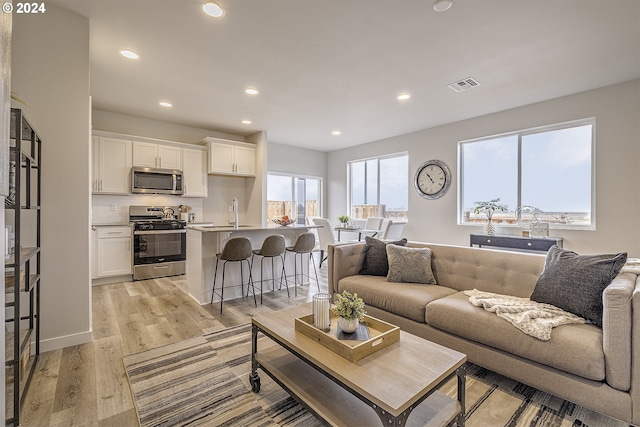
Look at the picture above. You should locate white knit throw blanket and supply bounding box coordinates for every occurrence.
[621,258,640,275]
[464,289,586,341]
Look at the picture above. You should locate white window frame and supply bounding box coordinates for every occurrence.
[458,118,596,230]
[266,171,324,224]
[348,152,409,220]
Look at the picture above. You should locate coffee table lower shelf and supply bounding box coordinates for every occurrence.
[254,346,461,427]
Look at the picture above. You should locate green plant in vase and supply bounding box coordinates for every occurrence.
[473,198,508,236]
[332,290,365,333]
[337,215,349,228]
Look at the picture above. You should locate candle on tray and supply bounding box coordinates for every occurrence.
[313,293,331,332]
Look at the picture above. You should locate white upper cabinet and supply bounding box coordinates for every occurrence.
[133,141,182,170]
[206,139,256,177]
[93,136,132,194]
[182,147,208,197]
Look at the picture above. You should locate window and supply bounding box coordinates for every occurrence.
[349,153,408,220]
[267,173,322,225]
[459,118,595,229]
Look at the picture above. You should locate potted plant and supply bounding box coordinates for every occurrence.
[337,215,350,228]
[332,290,365,333]
[473,198,508,235]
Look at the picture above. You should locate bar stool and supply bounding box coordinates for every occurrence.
[211,236,256,313]
[285,232,320,297]
[251,234,288,303]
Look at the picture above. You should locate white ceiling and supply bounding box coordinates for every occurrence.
[50,0,640,151]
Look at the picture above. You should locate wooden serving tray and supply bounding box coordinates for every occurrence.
[295,313,400,363]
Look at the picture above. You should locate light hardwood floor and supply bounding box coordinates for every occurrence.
[19,256,328,426]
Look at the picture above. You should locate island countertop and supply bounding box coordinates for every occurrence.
[186,223,320,304]
[188,224,320,232]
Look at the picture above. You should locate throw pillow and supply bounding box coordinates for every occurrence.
[359,236,408,276]
[530,245,627,327]
[386,244,437,284]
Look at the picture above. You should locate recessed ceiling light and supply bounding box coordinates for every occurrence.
[159,101,172,107]
[241,119,252,125]
[245,87,259,95]
[202,2,224,17]
[397,93,411,100]
[332,131,341,136]
[433,0,453,12]
[120,50,139,60]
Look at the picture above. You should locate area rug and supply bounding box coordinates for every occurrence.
[123,324,626,427]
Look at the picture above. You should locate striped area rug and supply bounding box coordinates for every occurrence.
[123,324,625,427]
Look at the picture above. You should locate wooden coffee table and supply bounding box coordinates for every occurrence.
[250,303,467,427]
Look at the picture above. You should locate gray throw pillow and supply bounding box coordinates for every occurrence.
[359,236,408,276]
[530,245,627,327]
[386,244,437,284]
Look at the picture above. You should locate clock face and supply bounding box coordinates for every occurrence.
[414,160,451,199]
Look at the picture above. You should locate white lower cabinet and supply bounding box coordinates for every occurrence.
[92,226,132,279]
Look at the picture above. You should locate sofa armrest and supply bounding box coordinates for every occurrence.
[328,243,366,297]
[631,274,640,425]
[603,272,636,391]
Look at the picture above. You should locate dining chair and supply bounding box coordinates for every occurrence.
[381,220,406,241]
[312,217,337,267]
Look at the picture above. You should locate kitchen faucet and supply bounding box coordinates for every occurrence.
[232,198,238,229]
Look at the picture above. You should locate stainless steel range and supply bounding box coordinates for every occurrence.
[129,206,186,280]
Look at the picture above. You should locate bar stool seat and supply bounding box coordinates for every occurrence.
[251,234,288,303]
[211,236,256,313]
[285,232,320,296]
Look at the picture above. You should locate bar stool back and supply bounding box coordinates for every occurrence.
[211,236,256,313]
[285,232,320,296]
[251,234,288,303]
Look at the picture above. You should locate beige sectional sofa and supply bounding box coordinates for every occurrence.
[327,241,640,425]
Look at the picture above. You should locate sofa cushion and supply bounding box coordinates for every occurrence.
[359,237,408,276]
[426,292,605,381]
[338,275,456,323]
[386,244,437,284]
[530,246,627,327]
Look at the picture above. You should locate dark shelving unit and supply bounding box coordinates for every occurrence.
[5,108,41,426]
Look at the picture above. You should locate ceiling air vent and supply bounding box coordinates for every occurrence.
[448,77,481,93]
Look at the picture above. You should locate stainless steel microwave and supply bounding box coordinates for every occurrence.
[131,167,183,195]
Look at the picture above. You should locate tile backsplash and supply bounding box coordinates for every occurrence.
[92,194,204,224]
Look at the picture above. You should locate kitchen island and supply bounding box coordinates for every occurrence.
[186,224,320,305]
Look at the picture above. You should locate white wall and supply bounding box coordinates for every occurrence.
[268,142,327,178]
[267,142,328,216]
[328,80,640,256]
[12,5,92,350]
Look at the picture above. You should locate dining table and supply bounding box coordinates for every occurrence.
[333,226,380,241]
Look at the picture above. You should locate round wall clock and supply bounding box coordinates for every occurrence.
[414,159,451,200]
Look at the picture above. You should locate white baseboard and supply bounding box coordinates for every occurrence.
[37,329,93,353]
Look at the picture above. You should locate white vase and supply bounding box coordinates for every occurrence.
[485,218,495,235]
[339,317,359,333]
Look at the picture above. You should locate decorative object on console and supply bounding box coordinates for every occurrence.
[333,291,365,333]
[530,245,627,327]
[337,215,349,228]
[414,159,451,200]
[473,198,508,236]
[312,293,332,332]
[386,244,437,284]
[359,236,408,276]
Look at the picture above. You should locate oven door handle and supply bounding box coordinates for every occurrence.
[134,229,187,235]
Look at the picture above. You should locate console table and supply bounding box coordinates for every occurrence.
[470,233,562,252]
